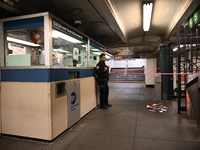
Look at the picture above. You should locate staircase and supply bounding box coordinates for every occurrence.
[109,67,145,82]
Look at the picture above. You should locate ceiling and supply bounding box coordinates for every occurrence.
[0,0,200,57]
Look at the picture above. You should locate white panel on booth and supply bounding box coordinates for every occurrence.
[67,79,80,127]
[51,81,68,139]
[80,77,97,118]
[1,82,51,140]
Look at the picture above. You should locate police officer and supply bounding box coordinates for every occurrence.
[95,53,112,109]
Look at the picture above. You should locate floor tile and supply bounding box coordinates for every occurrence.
[134,137,200,150]
[0,137,14,148]
[114,93,139,100]
[66,133,134,150]
[136,117,198,142]
[82,115,136,137]
[0,138,49,150]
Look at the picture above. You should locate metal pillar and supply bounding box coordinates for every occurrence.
[177,27,182,114]
[160,44,173,100]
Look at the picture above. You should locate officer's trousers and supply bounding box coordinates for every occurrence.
[99,81,109,106]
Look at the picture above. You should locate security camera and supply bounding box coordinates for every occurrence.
[74,20,82,24]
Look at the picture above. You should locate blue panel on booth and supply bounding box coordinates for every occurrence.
[50,69,69,82]
[1,69,50,82]
[3,17,44,30]
[79,69,94,78]
[1,68,94,82]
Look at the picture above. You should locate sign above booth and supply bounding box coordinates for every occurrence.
[52,19,88,43]
[90,40,105,52]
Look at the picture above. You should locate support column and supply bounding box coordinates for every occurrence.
[160,44,173,100]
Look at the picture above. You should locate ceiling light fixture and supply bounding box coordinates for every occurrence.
[173,47,178,52]
[7,37,40,47]
[173,45,184,52]
[90,48,100,52]
[143,3,153,31]
[52,30,82,43]
[105,52,113,57]
[53,48,69,53]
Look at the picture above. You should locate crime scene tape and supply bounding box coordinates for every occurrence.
[109,68,200,75]
[116,72,200,75]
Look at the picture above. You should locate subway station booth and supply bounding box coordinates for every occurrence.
[0,12,109,140]
[0,1,200,149]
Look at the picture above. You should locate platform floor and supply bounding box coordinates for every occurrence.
[0,83,200,150]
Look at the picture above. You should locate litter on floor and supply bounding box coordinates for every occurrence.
[147,103,168,113]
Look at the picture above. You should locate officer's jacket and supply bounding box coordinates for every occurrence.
[95,61,109,80]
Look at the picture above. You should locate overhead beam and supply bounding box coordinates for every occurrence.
[88,0,128,43]
[0,1,24,15]
[165,0,199,40]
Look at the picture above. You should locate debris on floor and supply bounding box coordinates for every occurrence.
[147,103,168,113]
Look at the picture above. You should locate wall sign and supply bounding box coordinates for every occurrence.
[188,11,199,29]
[52,19,88,43]
[8,43,26,55]
[184,10,200,33]
[189,17,193,29]
[117,56,123,59]
[193,12,198,24]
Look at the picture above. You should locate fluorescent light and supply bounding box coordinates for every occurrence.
[53,49,69,53]
[7,37,40,47]
[143,3,153,31]
[106,55,111,59]
[105,52,113,57]
[173,45,184,52]
[52,30,82,43]
[173,47,178,52]
[91,48,100,52]
[93,52,102,55]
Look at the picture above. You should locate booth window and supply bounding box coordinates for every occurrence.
[5,27,44,66]
[90,46,101,67]
[52,29,87,67]
[90,47,112,67]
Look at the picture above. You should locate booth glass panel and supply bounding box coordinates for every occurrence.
[5,26,45,66]
[90,46,101,67]
[52,29,87,67]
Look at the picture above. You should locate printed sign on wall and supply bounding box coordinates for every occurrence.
[8,43,26,55]
[73,48,79,60]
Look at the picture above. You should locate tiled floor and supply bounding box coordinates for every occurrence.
[0,83,200,150]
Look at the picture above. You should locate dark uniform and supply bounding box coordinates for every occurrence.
[95,61,109,108]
